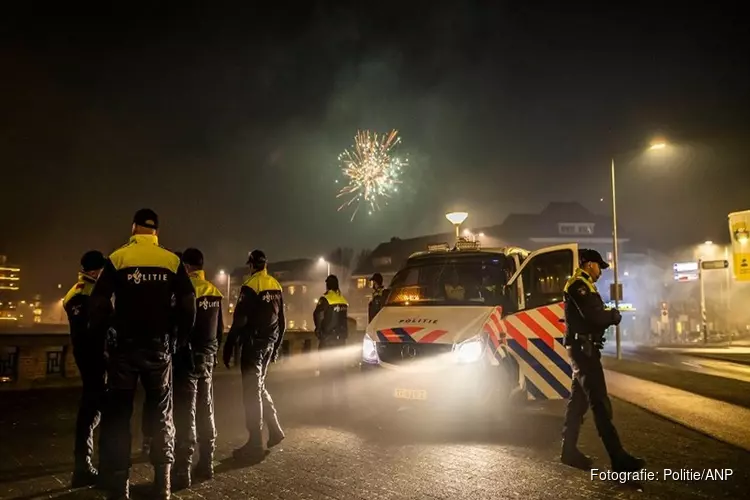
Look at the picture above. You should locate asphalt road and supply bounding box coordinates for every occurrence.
[0,371,748,500]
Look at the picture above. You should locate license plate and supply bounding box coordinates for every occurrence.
[394,388,428,400]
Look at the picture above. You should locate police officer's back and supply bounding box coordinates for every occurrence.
[63,250,108,488]
[313,275,349,409]
[172,248,224,489]
[90,208,196,500]
[222,249,286,463]
[560,249,645,473]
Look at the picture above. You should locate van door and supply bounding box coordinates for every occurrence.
[501,244,578,400]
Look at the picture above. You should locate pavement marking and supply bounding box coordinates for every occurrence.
[606,369,750,452]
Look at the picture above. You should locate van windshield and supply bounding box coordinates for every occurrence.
[385,255,514,307]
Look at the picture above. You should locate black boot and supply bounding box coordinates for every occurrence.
[106,470,130,500]
[560,442,594,470]
[71,458,99,488]
[193,453,214,480]
[172,464,191,491]
[153,464,172,500]
[267,428,286,449]
[612,451,646,473]
[232,440,268,464]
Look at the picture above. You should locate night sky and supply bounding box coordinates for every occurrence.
[1,3,748,297]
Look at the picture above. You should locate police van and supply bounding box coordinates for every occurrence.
[361,240,579,416]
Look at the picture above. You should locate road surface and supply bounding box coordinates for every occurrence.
[0,370,748,500]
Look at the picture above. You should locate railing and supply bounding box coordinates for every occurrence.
[0,327,365,391]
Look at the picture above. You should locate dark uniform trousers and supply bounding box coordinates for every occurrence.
[72,345,106,464]
[240,339,281,445]
[100,344,175,472]
[318,337,348,407]
[174,353,217,466]
[562,345,624,459]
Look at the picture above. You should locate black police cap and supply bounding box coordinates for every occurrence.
[80,250,106,272]
[326,274,339,290]
[133,208,159,229]
[370,272,383,285]
[580,249,610,269]
[182,248,204,268]
[247,249,267,267]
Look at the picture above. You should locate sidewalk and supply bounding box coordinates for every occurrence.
[606,369,750,452]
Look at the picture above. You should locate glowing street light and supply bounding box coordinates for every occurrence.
[445,211,469,240]
[610,139,671,359]
[217,269,231,307]
[318,257,331,275]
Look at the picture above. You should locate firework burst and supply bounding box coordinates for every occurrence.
[336,129,407,221]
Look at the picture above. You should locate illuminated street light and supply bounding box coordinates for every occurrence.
[445,211,469,240]
[610,139,671,360]
[704,241,713,246]
[318,257,331,275]
[478,232,485,238]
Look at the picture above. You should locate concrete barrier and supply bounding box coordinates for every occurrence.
[0,325,365,391]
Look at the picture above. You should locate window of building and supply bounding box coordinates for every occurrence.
[357,278,367,289]
[46,350,63,375]
[558,223,595,235]
[302,320,308,330]
[520,249,574,309]
[288,320,296,329]
[301,285,307,294]
[0,346,18,382]
[288,285,295,295]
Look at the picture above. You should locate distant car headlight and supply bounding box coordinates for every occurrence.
[453,336,484,364]
[362,334,379,364]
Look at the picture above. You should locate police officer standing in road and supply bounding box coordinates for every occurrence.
[172,248,223,489]
[63,250,108,488]
[313,275,349,410]
[222,250,286,463]
[561,249,645,472]
[367,273,388,323]
[142,250,184,459]
[90,209,196,500]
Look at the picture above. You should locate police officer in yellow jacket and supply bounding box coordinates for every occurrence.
[561,249,645,473]
[222,249,286,463]
[172,248,224,489]
[90,209,196,500]
[313,275,349,409]
[63,250,108,488]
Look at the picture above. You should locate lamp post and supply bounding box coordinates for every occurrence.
[611,141,667,360]
[445,212,469,242]
[318,257,330,275]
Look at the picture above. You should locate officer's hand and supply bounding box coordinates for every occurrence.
[222,345,233,370]
[611,309,622,326]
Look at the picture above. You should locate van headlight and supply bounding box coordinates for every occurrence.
[453,336,484,364]
[362,334,379,364]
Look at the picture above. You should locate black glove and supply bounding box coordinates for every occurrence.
[611,309,622,326]
[222,342,233,369]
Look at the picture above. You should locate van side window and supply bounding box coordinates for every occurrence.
[520,249,574,310]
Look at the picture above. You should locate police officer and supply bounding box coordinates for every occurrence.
[222,249,285,463]
[561,249,645,472]
[313,275,349,410]
[90,209,196,500]
[367,273,388,323]
[173,248,223,489]
[63,250,108,488]
[142,250,184,459]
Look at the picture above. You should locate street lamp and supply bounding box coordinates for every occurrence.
[318,257,330,275]
[610,140,670,360]
[218,269,231,298]
[445,211,469,241]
